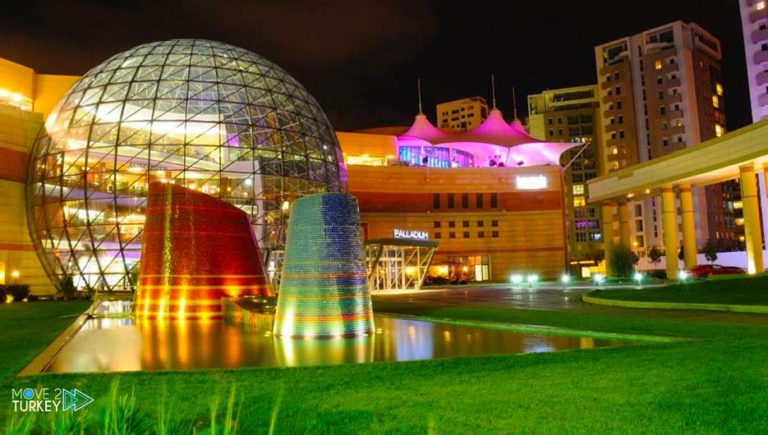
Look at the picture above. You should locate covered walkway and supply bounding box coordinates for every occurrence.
[588,118,768,278]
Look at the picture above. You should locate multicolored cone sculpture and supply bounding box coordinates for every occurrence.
[136,182,272,320]
[273,193,374,338]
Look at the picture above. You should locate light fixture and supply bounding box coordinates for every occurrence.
[527,274,539,284]
[634,272,643,283]
[509,274,524,285]
[561,274,571,285]
[678,270,689,281]
[593,273,605,285]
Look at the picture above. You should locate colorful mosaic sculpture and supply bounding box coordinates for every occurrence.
[273,193,374,338]
[136,182,272,319]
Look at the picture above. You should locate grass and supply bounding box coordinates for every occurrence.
[589,275,768,305]
[2,293,768,433]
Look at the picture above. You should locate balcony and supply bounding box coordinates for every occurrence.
[760,93,768,107]
[666,93,683,104]
[668,125,686,136]
[755,50,768,65]
[750,8,768,23]
[670,109,684,118]
[752,28,768,44]
[757,70,768,85]
[662,62,679,74]
[665,77,681,88]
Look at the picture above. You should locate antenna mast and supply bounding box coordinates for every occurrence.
[491,74,497,109]
[417,78,423,114]
[512,86,518,119]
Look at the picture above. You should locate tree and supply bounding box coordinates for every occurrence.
[702,240,718,263]
[609,243,636,278]
[648,247,663,269]
[59,276,76,300]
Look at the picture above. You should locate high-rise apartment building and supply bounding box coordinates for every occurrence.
[740,0,768,122]
[594,21,741,255]
[739,0,768,249]
[436,97,489,131]
[528,85,603,272]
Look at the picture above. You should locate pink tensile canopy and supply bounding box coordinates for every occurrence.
[397,109,580,167]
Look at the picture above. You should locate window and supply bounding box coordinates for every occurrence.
[712,95,720,109]
[615,86,621,95]
[447,193,455,209]
[618,115,623,124]
[461,193,469,208]
[448,221,456,228]
[476,193,483,208]
[490,193,498,208]
[613,71,620,80]
[548,118,553,125]
[657,76,663,85]
[758,1,766,10]
[462,220,469,228]
[715,83,723,96]
[433,221,441,228]
[477,220,484,227]
[715,124,724,137]
[636,220,644,231]
[435,232,442,239]
[463,231,470,238]
[491,220,499,227]
[433,193,440,209]
[617,101,623,109]
[655,59,662,70]
[573,196,586,207]
[449,232,456,239]
[660,107,666,115]
[478,231,485,238]
[492,230,499,238]
[572,184,585,194]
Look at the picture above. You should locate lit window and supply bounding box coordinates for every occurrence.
[715,124,724,137]
[712,95,720,109]
[611,146,618,155]
[654,60,662,70]
[733,201,743,209]
[757,1,765,10]
[573,196,586,207]
[715,83,723,96]
[572,184,585,195]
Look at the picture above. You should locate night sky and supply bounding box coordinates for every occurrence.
[0,0,750,131]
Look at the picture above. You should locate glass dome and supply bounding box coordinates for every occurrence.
[28,39,345,292]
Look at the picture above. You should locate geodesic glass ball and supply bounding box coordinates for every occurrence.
[28,39,345,291]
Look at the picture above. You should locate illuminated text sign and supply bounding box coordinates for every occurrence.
[393,229,429,240]
[516,175,548,190]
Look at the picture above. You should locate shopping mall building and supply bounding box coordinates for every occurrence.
[0,42,577,294]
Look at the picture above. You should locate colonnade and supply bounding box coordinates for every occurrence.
[600,163,765,278]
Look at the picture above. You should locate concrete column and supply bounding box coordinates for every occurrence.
[661,186,679,279]
[740,164,764,274]
[679,183,697,270]
[618,201,631,247]
[600,202,615,276]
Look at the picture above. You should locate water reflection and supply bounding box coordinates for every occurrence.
[45,315,626,373]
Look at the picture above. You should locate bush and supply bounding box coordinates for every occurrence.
[645,270,668,280]
[59,276,76,300]
[0,284,30,302]
[609,243,636,278]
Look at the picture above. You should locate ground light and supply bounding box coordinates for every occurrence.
[560,274,571,288]
[634,272,644,287]
[527,274,539,287]
[593,273,605,287]
[678,270,689,281]
[509,274,524,286]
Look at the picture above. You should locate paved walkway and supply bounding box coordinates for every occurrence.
[373,283,768,324]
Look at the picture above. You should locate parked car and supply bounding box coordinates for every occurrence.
[687,264,746,279]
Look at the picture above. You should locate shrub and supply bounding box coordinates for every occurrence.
[609,243,636,278]
[1,284,30,302]
[59,276,76,300]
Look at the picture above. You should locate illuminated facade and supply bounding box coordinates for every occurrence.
[595,22,741,254]
[341,109,577,281]
[528,85,603,273]
[27,39,344,292]
[740,0,768,122]
[136,183,272,319]
[273,193,373,338]
[0,60,79,293]
[436,97,489,131]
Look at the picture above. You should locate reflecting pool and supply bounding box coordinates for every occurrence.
[45,315,627,373]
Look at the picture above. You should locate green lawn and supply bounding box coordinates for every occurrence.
[2,296,768,433]
[590,275,768,305]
